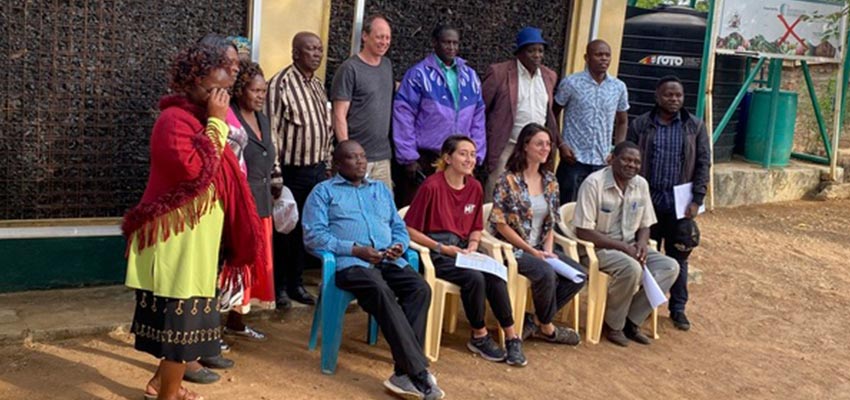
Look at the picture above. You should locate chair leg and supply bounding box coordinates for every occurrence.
[587,275,609,345]
[570,295,580,332]
[308,291,322,351]
[427,284,447,362]
[651,307,660,339]
[367,315,379,345]
[319,289,350,375]
[444,293,459,334]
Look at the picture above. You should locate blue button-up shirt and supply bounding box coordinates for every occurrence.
[302,174,410,270]
[649,115,684,213]
[555,70,629,166]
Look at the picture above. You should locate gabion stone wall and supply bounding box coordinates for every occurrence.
[326,0,571,92]
[0,1,247,220]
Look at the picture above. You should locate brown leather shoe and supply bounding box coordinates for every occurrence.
[624,320,652,345]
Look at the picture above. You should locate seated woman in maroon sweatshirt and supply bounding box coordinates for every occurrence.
[404,135,527,367]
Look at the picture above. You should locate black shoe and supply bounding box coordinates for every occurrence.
[505,338,527,367]
[624,320,652,345]
[605,323,629,347]
[410,371,445,400]
[521,313,538,341]
[287,286,317,305]
[466,334,506,362]
[276,290,292,310]
[670,311,691,331]
[183,367,220,384]
[198,355,235,370]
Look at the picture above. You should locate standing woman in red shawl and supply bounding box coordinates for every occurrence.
[123,43,263,400]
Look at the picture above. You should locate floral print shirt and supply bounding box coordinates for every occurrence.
[489,169,561,247]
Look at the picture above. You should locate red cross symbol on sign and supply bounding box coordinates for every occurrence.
[777,14,808,50]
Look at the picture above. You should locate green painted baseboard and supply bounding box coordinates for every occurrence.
[0,236,126,293]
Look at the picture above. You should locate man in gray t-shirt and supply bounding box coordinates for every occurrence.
[331,14,395,190]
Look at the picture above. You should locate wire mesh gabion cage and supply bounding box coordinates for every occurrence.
[0,1,247,220]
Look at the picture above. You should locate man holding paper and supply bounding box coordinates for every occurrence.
[626,75,710,331]
[573,141,680,347]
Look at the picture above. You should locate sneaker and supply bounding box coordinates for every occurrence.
[182,367,220,384]
[466,334,506,362]
[223,325,267,342]
[505,338,527,367]
[411,371,445,400]
[383,374,423,400]
[220,340,231,354]
[521,313,538,341]
[624,320,652,345]
[670,311,691,331]
[533,325,580,346]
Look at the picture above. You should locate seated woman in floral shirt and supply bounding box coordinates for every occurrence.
[489,123,585,345]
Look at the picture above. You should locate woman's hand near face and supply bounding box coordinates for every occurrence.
[208,88,230,120]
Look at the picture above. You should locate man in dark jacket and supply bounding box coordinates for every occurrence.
[626,75,710,332]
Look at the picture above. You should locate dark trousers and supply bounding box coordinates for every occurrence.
[274,163,326,295]
[650,209,691,313]
[516,249,586,324]
[335,263,431,376]
[394,150,440,208]
[431,253,515,330]
[556,161,605,204]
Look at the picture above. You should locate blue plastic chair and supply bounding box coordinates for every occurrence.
[308,250,420,375]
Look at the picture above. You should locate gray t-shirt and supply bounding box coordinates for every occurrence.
[331,55,394,161]
[528,193,548,248]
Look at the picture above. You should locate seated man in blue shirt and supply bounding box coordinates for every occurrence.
[302,140,444,400]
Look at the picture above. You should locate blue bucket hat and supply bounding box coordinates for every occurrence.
[515,27,548,53]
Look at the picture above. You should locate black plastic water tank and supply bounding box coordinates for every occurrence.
[618,6,746,162]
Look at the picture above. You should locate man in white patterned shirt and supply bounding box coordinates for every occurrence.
[554,39,630,204]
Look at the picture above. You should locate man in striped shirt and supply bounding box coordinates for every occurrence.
[265,31,334,308]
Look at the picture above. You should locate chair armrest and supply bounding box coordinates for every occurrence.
[553,232,580,262]
[317,251,337,289]
[407,241,435,287]
[649,239,658,248]
[477,236,502,261]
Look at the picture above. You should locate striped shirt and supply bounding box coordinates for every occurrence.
[649,115,683,213]
[265,65,333,169]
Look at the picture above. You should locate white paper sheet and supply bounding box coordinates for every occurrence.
[674,182,706,220]
[642,266,668,309]
[455,252,508,282]
[546,257,586,284]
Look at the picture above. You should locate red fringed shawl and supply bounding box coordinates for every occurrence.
[122,95,265,275]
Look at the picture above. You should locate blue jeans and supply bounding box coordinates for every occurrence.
[556,161,604,204]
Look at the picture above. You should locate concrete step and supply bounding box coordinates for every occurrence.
[712,159,843,207]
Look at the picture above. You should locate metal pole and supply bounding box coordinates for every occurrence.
[350,0,366,56]
[689,0,698,9]
[762,59,783,169]
[713,57,766,143]
[590,0,603,40]
[627,0,637,7]
[249,0,263,63]
[841,28,850,129]
[831,16,848,181]
[695,0,716,119]
[801,60,833,162]
[791,152,830,165]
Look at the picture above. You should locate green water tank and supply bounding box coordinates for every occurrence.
[743,88,798,167]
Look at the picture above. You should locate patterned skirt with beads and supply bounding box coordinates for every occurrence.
[131,290,221,362]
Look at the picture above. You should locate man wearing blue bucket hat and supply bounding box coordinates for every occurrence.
[482,27,562,201]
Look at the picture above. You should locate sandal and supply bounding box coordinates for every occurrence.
[144,386,204,400]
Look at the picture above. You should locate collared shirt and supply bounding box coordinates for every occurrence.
[489,169,561,248]
[265,65,333,169]
[436,57,459,110]
[555,70,629,166]
[302,175,410,271]
[511,60,548,143]
[572,167,656,244]
[649,115,684,212]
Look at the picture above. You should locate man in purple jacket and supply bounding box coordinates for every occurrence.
[393,24,486,206]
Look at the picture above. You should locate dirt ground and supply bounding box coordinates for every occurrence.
[1,199,850,400]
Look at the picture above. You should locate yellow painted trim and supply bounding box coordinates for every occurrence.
[0,217,121,228]
[563,0,627,76]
